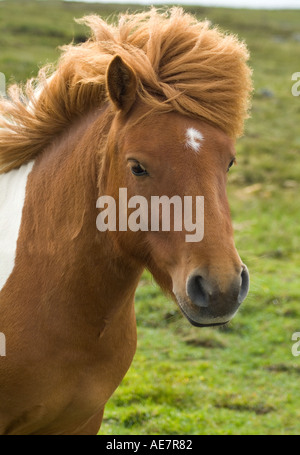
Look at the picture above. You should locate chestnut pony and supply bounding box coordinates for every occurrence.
[0,9,252,435]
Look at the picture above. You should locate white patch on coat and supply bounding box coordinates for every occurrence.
[0,161,34,292]
[185,128,204,153]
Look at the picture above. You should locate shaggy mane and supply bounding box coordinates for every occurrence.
[0,7,252,173]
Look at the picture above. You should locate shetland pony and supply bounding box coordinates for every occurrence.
[0,8,252,435]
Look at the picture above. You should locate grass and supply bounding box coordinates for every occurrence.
[1,0,300,435]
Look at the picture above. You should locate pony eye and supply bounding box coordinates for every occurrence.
[131,162,148,176]
[227,158,236,172]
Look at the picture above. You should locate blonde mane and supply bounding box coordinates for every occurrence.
[0,7,252,173]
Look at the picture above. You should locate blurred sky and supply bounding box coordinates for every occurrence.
[64,0,300,9]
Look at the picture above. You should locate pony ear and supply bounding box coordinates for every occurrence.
[106,55,137,114]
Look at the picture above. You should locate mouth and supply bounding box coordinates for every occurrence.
[179,305,230,327]
[174,293,233,328]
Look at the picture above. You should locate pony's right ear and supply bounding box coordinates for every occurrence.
[106,55,137,114]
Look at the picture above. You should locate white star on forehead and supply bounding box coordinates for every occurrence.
[185,128,204,153]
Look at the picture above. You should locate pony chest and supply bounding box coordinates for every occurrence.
[0,161,34,292]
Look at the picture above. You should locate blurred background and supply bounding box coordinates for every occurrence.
[1,0,299,435]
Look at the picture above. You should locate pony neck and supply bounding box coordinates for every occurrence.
[32,108,143,325]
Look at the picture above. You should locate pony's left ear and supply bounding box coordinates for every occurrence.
[106,55,137,114]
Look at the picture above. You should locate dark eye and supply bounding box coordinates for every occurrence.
[227,158,236,172]
[131,162,148,176]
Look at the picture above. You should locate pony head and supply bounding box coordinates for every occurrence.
[0,8,252,326]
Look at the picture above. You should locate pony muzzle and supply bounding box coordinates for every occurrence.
[174,265,250,327]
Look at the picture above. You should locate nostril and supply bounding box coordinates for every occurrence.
[186,275,209,308]
[238,265,250,304]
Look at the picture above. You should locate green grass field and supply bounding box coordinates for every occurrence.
[1,0,300,435]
